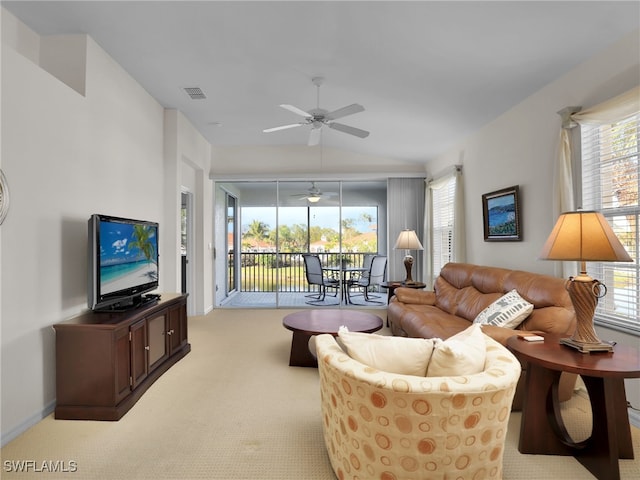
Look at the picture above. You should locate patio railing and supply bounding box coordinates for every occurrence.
[237,252,369,292]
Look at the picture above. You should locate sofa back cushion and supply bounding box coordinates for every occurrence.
[434,263,575,335]
[435,264,509,321]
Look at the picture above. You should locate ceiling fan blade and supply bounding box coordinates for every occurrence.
[308,127,322,146]
[280,104,313,118]
[328,122,370,139]
[263,123,304,133]
[325,103,365,121]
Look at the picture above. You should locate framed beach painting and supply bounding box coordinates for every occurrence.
[482,185,522,241]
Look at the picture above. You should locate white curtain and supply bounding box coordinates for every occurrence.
[554,128,575,277]
[387,178,426,281]
[555,85,640,276]
[423,179,436,286]
[573,86,640,125]
[452,166,466,264]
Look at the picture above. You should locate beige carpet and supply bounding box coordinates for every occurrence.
[1,308,639,479]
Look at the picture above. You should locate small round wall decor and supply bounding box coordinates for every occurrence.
[0,169,10,225]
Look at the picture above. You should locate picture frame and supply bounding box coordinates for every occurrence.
[482,185,521,241]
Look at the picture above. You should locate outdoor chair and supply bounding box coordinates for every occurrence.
[302,254,339,304]
[357,253,375,283]
[346,255,387,304]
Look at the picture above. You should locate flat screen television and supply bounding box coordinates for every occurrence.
[88,214,159,311]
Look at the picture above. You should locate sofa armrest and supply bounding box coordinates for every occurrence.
[393,287,436,305]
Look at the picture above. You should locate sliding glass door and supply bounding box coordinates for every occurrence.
[215,180,386,307]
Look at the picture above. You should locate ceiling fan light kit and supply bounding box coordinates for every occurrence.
[263,77,369,146]
[291,182,338,203]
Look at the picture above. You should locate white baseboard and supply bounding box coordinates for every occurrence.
[1,400,55,447]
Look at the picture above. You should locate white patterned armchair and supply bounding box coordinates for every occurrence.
[315,333,521,480]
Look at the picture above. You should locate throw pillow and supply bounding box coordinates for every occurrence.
[473,289,534,329]
[426,323,486,377]
[338,326,435,376]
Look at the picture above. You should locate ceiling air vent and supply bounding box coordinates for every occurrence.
[184,87,206,100]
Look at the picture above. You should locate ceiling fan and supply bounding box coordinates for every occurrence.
[263,77,369,146]
[291,182,338,203]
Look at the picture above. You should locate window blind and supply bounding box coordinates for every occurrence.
[430,175,456,280]
[581,113,639,333]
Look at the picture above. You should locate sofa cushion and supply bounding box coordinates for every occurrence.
[473,289,534,329]
[337,326,435,376]
[426,324,487,377]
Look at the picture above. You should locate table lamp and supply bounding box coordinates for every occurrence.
[539,210,632,353]
[393,229,424,284]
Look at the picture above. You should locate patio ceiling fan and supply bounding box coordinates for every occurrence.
[291,182,338,203]
[263,77,369,146]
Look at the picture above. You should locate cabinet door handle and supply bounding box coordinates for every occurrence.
[145,345,150,351]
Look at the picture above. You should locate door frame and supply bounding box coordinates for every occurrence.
[181,189,196,315]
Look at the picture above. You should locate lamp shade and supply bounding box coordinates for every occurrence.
[539,210,632,262]
[393,229,424,251]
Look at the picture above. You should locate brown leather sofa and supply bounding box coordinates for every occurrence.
[387,262,577,408]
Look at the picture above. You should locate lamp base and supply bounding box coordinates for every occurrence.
[559,337,614,353]
[563,277,614,354]
[403,254,415,284]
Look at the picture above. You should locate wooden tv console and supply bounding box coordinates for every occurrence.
[53,293,190,421]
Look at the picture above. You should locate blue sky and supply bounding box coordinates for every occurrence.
[100,220,157,264]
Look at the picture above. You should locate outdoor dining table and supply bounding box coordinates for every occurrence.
[322,266,366,304]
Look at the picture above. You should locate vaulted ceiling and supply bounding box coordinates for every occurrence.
[4,1,639,164]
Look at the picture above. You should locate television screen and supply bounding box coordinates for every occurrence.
[88,214,159,311]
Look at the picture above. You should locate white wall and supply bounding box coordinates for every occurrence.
[0,11,208,444]
[428,29,640,421]
[211,145,427,178]
[429,29,640,276]
[164,110,213,315]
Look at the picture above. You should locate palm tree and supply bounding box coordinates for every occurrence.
[245,219,270,239]
[129,225,157,264]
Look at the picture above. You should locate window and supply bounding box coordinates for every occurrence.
[430,175,456,280]
[581,113,639,333]
[230,180,382,300]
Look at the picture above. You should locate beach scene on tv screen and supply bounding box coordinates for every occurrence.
[100,221,158,295]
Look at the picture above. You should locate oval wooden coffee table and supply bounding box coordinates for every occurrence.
[283,309,383,367]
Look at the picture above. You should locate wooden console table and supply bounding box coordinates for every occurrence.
[507,335,639,480]
[54,293,190,421]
